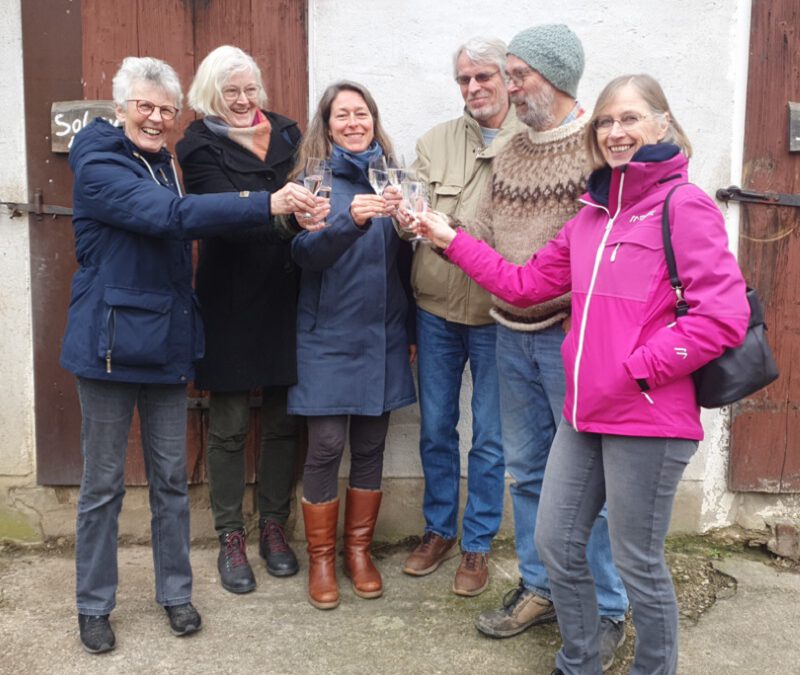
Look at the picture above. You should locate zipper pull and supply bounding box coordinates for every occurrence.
[105,349,112,373]
[611,242,621,262]
[642,391,654,405]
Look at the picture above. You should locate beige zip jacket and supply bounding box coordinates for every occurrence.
[411,107,525,326]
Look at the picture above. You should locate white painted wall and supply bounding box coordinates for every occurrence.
[0,0,34,480]
[2,0,795,540]
[311,0,754,531]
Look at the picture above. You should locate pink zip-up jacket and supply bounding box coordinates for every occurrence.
[445,151,749,440]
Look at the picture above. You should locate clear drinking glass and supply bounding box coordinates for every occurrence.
[400,179,429,243]
[302,157,329,221]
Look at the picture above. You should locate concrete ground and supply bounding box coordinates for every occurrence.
[0,541,798,675]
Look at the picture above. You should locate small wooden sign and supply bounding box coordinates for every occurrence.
[51,100,119,153]
[789,102,800,153]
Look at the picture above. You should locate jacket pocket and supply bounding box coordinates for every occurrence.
[602,224,664,302]
[97,286,173,370]
[432,184,463,214]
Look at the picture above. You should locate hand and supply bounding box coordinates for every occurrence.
[350,193,388,227]
[408,344,417,365]
[562,315,572,333]
[383,185,402,216]
[271,183,317,216]
[395,205,417,233]
[295,196,331,232]
[417,210,456,248]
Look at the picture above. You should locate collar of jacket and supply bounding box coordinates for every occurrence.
[177,110,298,172]
[461,104,522,159]
[584,144,686,214]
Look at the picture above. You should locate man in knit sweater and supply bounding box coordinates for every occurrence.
[401,37,524,597]
[465,25,629,670]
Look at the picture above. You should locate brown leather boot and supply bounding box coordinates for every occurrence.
[302,497,340,610]
[342,487,383,599]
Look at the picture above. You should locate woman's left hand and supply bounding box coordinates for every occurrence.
[383,185,402,216]
[350,193,388,227]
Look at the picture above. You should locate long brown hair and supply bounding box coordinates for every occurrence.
[290,80,395,179]
[585,74,693,170]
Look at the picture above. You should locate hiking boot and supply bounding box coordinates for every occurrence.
[452,551,490,596]
[78,614,115,654]
[474,580,557,637]
[600,617,626,671]
[402,532,457,576]
[217,529,256,594]
[165,602,202,636]
[259,518,299,577]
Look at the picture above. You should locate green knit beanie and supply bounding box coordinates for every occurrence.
[507,24,585,98]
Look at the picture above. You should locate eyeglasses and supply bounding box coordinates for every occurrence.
[128,99,178,120]
[455,70,500,86]
[592,113,649,133]
[507,67,535,86]
[221,85,261,101]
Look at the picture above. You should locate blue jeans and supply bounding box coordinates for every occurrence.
[417,309,504,552]
[496,324,627,617]
[536,422,697,675]
[75,377,193,615]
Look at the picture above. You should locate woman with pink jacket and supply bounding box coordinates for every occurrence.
[418,74,749,675]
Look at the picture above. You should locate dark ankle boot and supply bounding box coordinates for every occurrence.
[259,518,299,577]
[302,498,340,610]
[343,487,383,599]
[217,529,256,594]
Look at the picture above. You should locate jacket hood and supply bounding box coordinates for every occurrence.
[583,144,686,214]
[69,118,172,173]
[586,143,682,207]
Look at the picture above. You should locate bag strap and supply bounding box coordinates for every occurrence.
[661,183,690,318]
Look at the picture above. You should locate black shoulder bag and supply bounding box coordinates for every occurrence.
[661,184,779,408]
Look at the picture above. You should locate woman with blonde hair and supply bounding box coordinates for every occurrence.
[418,74,748,674]
[177,45,325,594]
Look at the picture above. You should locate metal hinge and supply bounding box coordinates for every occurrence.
[716,185,800,208]
[1,188,73,219]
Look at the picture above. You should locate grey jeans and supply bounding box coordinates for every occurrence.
[75,377,192,615]
[535,420,697,675]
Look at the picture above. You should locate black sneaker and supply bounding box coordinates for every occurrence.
[218,529,256,593]
[164,603,202,636]
[78,613,115,653]
[600,617,626,671]
[259,518,299,577]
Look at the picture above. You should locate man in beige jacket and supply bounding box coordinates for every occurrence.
[402,37,524,596]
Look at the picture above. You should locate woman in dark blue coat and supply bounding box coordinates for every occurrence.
[288,81,416,610]
[62,56,318,654]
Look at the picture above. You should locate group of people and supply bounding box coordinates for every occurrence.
[62,21,749,675]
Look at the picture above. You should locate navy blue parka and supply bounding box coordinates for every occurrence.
[60,118,276,384]
[287,151,417,416]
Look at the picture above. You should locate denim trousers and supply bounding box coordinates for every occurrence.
[206,387,298,535]
[75,377,192,615]
[536,421,697,675]
[496,324,627,617]
[417,309,504,553]
[303,413,391,503]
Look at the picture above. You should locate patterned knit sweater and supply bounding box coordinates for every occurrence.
[464,115,590,331]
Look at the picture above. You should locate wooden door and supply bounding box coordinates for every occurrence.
[24,0,308,486]
[728,0,800,492]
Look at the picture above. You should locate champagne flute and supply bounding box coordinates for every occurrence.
[386,157,404,188]
[368,155,389,197]
[315,164,333,226]
[401,180,429,243]
[302,157,326,219]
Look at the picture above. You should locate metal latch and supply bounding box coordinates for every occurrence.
[716,185,800,208]
[1,188,73,219]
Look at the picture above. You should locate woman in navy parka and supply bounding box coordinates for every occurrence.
[61,56,318,654]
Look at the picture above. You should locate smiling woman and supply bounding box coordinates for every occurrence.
[62,55,319,656]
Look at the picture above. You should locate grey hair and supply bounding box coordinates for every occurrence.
[111,56,183,110]
[452,36,508,77]
[188,45,268,117]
